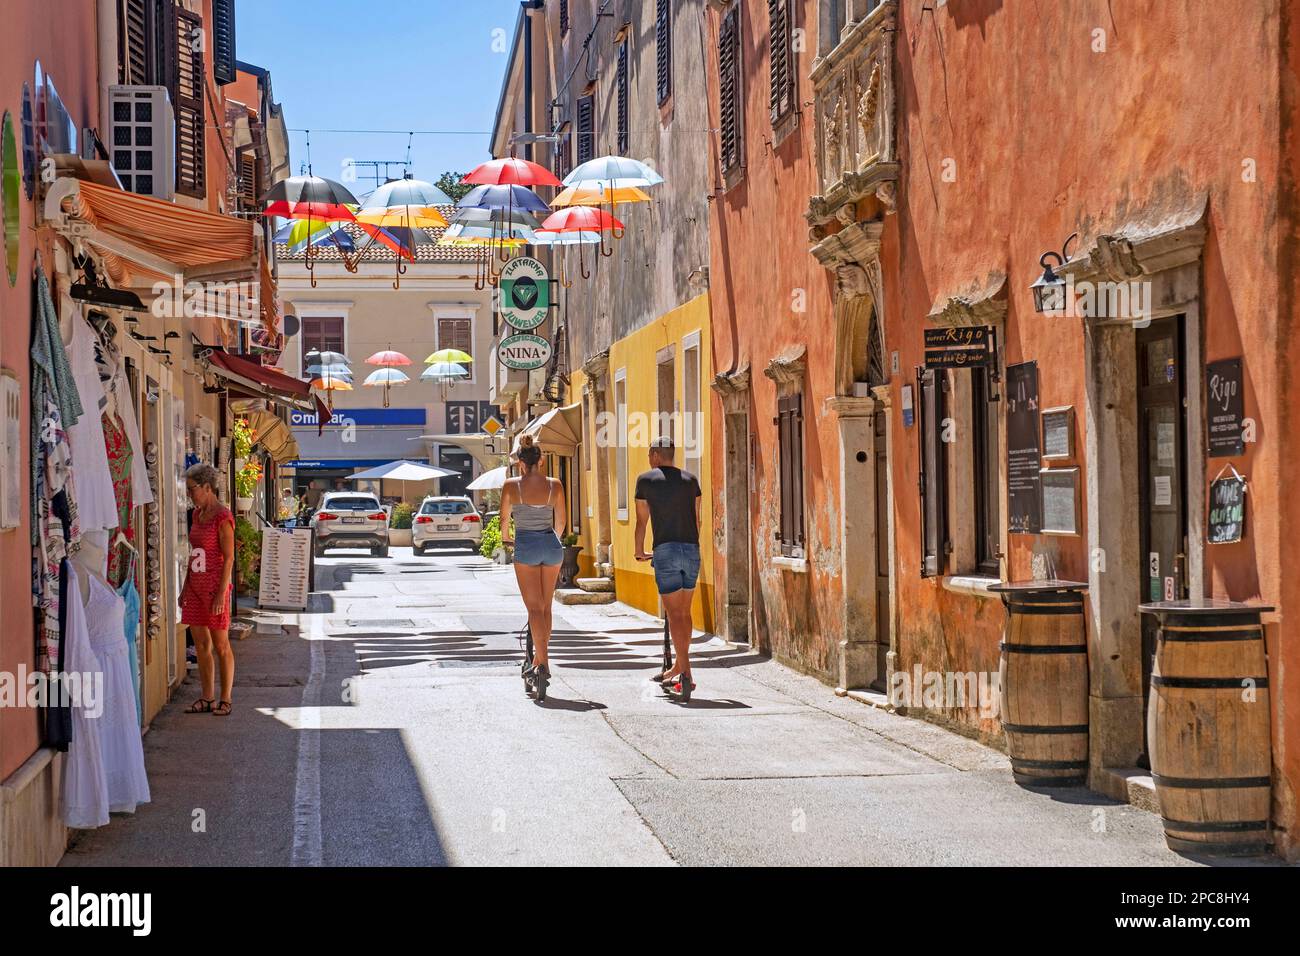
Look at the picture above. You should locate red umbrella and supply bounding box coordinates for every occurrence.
[366,349,412,366]
[538,205,624,233]
[464,157,562,188]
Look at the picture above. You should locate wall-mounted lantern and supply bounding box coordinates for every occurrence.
[1030,232,1078,313]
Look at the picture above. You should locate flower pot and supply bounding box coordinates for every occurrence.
[557,545,583,589]
[235,496,254,513]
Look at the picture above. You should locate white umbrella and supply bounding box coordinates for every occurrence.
[347,459,459,505]
[466,465,509,491]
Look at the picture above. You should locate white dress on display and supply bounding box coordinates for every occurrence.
[62,305,118,531]
[86,574,151,814]
[61,563,110,829]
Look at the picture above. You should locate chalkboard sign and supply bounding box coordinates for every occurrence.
[924,325,993,369]
[1207,473,1247,544]
[1006,362,1042,534]
[1042,406,1074,461]
[1206,358,1244,458]
[1040,467,1080,535]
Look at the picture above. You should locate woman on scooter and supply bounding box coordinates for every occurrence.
[500,434,567,683]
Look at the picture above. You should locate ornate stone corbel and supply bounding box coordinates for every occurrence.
[926,273,1009,328]
[711,363,752,414]
[763,345,807,387]
[580,348,609,383]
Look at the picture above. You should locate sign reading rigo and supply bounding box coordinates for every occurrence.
[500,256,550,330]
[498,333,553,370]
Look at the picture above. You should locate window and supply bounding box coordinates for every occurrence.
[173,5,206,198]
[683,332,702,479]
[554,122,573,181]
[560,0,569,37]
[776,393,805,557]
[211,0,237,85]
[420,499,473,515]
[972,366,1001,575]
[768,0,795,124]
[118,0,165,85]
[718,5,743,174]
[617,38,630,155]
[615,369,628,518]
[576,94,595,166]
[917,368,948,577]
[437,315,474,382]
[657,347,675,445]
[236,151,258,213]
[301,316,345,369]
[656,0,673,105]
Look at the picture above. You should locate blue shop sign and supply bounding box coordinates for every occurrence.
[283,459,403,469]
[289,407,426,428]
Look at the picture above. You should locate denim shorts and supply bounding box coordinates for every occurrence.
[514,528,563,566]
[652,542,701,595]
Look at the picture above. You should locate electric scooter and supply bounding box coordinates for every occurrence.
[659,615,693,703]
[519,622,548,703]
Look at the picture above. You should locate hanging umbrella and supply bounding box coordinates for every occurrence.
[305,349,351,365]
[275,219,356,249]
[421,362,470,381]
[362,177,452,209]
[533,228,601,284]
[366,349,412,366]
[425,349,473,365]
[551,183,651,208]
[363,367,410,408]
[451,205,540,228]
[539,205,624,233]
[458,184,550,215]
[562,155,664,190]
[354,206,448,229]
[306,365,352,380]
[441,221,537,243]
[262,174,360,221]
[463,157,562,188]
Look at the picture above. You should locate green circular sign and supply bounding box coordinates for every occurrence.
[498,333,553,371]
[499,256,550,330]
[2,112,20,287]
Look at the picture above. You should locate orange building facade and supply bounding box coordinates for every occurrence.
[706,0,1300,859]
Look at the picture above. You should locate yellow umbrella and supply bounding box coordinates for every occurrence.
[438,235,528,247]
[353,205,449,229]
[551,183,651,208]
[425,349,473,364]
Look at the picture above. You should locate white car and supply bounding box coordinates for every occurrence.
[412,496,482,555]
[309,491,390,558]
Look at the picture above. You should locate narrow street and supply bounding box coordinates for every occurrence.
[62,549,1206,868]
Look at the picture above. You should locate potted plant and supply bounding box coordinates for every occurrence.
[389,502,414,547]
[233,516,262,593]
[234,458,261,513]
[557,531,583,589]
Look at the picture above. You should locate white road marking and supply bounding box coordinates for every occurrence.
[291,612,326,866]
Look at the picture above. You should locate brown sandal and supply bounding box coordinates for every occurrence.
[186,697,215,714]
[213,700,232,716]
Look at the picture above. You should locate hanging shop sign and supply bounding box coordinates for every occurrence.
[498,333,553,371]
[924,326,994,369]
[1206,357,1245,458]
[1207,468,1247,545]
[1006,361,1043,534]
[499,256,551,330]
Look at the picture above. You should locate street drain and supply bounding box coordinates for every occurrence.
[345,619,415,628]
[432,659,518,669]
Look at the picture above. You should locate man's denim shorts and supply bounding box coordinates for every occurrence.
[652,542,701,595]
[514,528,563,566]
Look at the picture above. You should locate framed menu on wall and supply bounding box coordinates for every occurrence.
[1041,406,1075,461]
[1040,467,1081,535]
[1006,362,1043,534]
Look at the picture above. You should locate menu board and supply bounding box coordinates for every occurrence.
[1040,467,1080,535]
[1041,406,1074,460]
[1208,473,1247,544]
[257,527,312,610]
[1206,358,1245,458]
[1006,362,1043,534]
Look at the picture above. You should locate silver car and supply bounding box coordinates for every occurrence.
[310,491,390,557]
[412,496,482,555]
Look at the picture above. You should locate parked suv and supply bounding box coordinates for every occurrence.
[412,496,482,555]
[310,491,390,557]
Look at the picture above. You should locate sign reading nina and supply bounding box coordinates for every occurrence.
[497,333,553,370]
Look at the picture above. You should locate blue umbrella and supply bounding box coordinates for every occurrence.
[457,183,549,215]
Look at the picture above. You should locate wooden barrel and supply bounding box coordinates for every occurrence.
[998,588,1089,787]
[1149,609,1272,856]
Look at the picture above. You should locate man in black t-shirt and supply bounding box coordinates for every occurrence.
[635,437,702,689]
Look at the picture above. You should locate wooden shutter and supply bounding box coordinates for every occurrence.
[656,0,673,105]
[238,150,257,210]
[171,5,205,198]
[554,123,572,181]
[211,0,237,85]
[918,368,948,577]
[439,317,473,376]
[776,393,805,556]
[120,0,150,84]
[560,0,570,36]
[576,95,595,165]
[768,0,793,123]
[718,6,742,173]
[617,39,629,155]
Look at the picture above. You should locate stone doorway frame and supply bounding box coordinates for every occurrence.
[1059,200,1208,787]
[712,365,752,645]
[581,350,613,574]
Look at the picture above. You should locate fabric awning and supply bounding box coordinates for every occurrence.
[201,349,328,422]
[516,403,583,456]
[241,409,300,465]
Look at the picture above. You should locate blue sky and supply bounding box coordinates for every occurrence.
[237,0,522,188]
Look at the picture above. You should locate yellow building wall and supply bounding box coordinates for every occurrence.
[571,294,714,631]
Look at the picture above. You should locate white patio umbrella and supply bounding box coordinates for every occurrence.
[466,465,509,491]
[347,459,459,504]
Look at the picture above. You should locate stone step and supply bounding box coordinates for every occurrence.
[576,577,615,593]
[554,588,616,605]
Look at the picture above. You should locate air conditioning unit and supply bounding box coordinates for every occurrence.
[109,85,175,200]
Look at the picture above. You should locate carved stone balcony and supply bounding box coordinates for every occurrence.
[806,1,898,231]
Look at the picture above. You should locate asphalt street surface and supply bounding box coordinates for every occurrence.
[61,548,1255,866]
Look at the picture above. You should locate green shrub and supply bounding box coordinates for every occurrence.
[562,531,579,548]
[479,514,502,558]
[234,516,262,593]
[390,502,414,529]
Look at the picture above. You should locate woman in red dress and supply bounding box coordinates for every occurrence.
[180,464,237,716]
